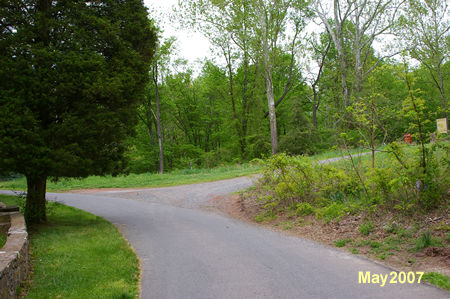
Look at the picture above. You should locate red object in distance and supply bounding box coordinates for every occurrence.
[403,134,412,144]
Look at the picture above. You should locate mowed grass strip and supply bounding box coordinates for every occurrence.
[0,195,139,299]
[0,164,260,192]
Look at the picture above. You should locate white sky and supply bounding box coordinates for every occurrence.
[142,0,401,78]
[144,0,213,66]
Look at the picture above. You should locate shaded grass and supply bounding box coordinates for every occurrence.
[0,195,139,298]
[0,164,260,192]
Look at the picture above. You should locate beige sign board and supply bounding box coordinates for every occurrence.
[436,118,448,134]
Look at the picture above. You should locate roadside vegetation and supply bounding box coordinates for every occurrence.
[238,140,449,290]
[0,195,139,298]
[0,163,260,192]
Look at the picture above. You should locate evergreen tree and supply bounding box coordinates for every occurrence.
[0,0,157,223]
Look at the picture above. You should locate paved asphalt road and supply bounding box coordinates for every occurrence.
[1,177,448,298]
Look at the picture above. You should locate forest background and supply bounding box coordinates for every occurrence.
[127,0,448,174]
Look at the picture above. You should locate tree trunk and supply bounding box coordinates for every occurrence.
[153,65,164,174]
[312,85,318,129]
[224,45,244,157]
[260,8,278,154]
[145,110,156,146]
[266,72,278,154]
[240,50,249,157]
[437,66,448,122]
[25,175,47,224]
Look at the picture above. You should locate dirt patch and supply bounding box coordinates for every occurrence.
[209,192,450,277]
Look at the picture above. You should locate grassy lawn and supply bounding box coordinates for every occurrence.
[0,195,139,298]
[0,164,260,192]
[0,147,388,193]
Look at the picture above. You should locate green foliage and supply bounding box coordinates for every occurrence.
[334,239,352,247]
[351,248,359,254]
[0,1,156,179]
[359,221,374,236]
[296,203,314,216]
[253,141,449,226]
[316,203,348,223]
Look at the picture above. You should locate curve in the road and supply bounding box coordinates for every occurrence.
[1,176,448,298]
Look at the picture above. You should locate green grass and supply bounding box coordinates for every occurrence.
[309,147,372,162]
[0,195,139,298]
[334,238,352,247]
[331,140,450,169]
[0,233,6,248]
[422,272,450,291]
[414,231,444,251]
[359,221,374,236]
[0,164,260,192]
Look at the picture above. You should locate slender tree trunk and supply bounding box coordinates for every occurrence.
[260,8,278,154]
[146,110,156,146]
[266,71,278,154]
[354,41,363,100]
[153,65,163,174]
[25,175,47,224]
[224,46,244,157]
[437,67,448,123]
[333,0,350,106]
[240,50,249,157]
[312,86,319,129]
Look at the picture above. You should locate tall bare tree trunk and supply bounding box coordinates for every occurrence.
[437,67,448,124]
[265,70,278,154]
[312,86,318,129]
[153,64,164,174]
[260,7,278,154]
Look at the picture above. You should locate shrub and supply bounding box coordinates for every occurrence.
[296,203,314,216]
[316,203,347,223]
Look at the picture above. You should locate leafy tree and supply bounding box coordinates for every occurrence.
[398,0,449,123]
[0,0,156,223]
[315,0,403,106]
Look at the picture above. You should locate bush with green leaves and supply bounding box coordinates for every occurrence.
[296,203,314,216]
[254,140,448,221]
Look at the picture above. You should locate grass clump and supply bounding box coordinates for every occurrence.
[0,195,139,298]
[334,238,352,248]
[414,231,444,251]
[0,233,6,248]
[359,221,374,236]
